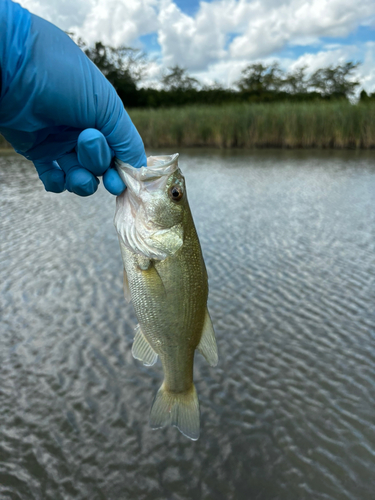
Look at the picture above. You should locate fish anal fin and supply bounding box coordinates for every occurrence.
[132,325,158,366]
[149,383,200,441]
[123,269,132,303]
[197,309,218,367]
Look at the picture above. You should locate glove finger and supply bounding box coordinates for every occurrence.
[97,92,147,169]
[77,128,126,195]
[76,129,113,176]
[57,152,99,197]
[33,160,66,193]
[103,167,126,196]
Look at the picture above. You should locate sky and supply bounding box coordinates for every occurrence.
[19,0,375,93]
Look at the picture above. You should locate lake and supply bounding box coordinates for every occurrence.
[1,149,375,500]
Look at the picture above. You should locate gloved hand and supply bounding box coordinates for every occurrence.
[0,0,147,196]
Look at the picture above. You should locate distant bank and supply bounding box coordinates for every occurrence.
[1,102,375,151]
[0,135,12,150]
[129,102,375,150]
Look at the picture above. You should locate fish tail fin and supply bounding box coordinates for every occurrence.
[149,383,200,441]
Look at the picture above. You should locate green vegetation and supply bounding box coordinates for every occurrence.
[105,60,373,108]
[69,36,374,107]
[74,40,375,149]
[0,134,11,149]
[129,102,375,149]
[2,102,374,150]
[2,37,375,150]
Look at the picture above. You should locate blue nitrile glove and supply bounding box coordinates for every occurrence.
[0,0,147,196]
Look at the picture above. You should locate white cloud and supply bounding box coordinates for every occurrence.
[192,60,248,88]
[289,46,359,73]
[20,0,159,46]
[157,0,228,71]
[156,0,375,74]
[228,0,375,59]
[138,60,165,89]
[359,42,375,93]
[19,0,94,29]
[280,43,375,94]
[18,0,375,90]
[73,0,158,46]
[190,43,375,94]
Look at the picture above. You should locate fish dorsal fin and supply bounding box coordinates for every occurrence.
[123,269,132,303]
[132,325,158,366]
[197,309,218,367]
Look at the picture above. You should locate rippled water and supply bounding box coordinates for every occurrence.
[1,149,375,500]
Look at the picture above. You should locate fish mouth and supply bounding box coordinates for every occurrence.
[115,154,179,192]
[114,153,183,260]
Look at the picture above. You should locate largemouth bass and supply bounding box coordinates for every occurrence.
[114,154,218,440]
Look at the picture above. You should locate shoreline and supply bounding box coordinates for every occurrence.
[2,101,375,151]
[1,146,375,156]
[0,148,16,154]
[129,102,375,150]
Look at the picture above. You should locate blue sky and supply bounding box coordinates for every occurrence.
[20,0,375,93]
[174,0,205,17]
[275,25,375,59]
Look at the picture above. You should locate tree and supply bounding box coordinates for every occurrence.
[308,62,360,98]
[236,63,284,93]
[283,66,308,94]
[162,65,199,91]
[84,42,148,87]
[66,34,148,90]
[359,89,375,102]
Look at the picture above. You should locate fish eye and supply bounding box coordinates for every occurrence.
[169,185,183,202]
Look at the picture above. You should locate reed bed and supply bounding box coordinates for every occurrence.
[129,102,375,149]
[0,134,12,149]
[1,102,374,151]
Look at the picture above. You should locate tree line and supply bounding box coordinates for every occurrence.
[73,37,375,108]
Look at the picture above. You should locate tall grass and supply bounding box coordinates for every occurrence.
[1,102,374,151]
[129,102,375,149]
[0,134,11,149]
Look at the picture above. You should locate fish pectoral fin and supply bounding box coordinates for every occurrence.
[197,309,219,367]
[136,255,152,271]
[132,325,158,366]
[123,269,132,303]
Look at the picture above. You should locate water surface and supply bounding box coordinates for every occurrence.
[1,149,375,500]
